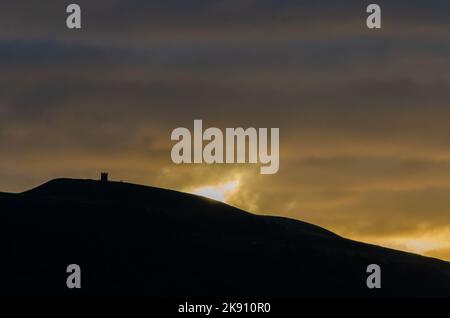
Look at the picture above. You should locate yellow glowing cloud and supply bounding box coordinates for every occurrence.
[353,226,450,260]
[191,180,240,203]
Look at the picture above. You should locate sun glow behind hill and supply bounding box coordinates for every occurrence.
[190,180,240,203]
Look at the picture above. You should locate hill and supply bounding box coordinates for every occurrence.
[0,178,449,297]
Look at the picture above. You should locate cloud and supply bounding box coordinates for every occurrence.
[1,0,450,46]
[426,248,450,261]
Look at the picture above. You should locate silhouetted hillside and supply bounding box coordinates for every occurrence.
[1,178,449,297]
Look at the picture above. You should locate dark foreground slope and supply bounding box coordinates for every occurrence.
[0,178,449,297]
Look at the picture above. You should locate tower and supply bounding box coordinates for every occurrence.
[100,172,108,183]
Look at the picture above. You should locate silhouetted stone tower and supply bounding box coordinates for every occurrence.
[100,172,108,183]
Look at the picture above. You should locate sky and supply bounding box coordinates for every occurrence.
[1,0,450,261]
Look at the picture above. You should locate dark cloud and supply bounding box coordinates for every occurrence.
[1,0,449,45]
